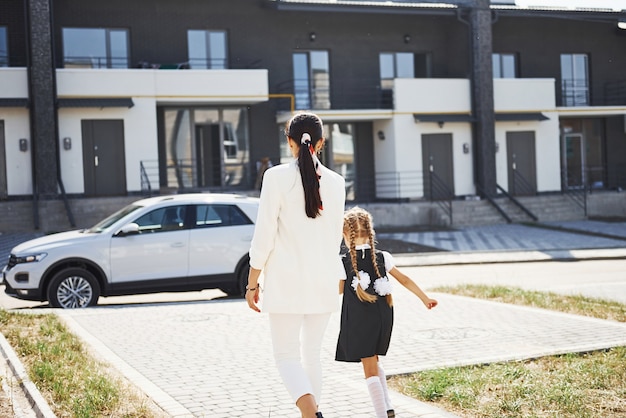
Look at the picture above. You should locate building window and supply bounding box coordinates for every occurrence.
[187,30,228,69]
[379,52,415,89]
[293,50,330,110]
[62,28,128,68]
[561,53,589,106]
[379,52,417,108]
[493,53,517,78]
[0,27,8,67]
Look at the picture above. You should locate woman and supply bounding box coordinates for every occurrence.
[246,112,346,418]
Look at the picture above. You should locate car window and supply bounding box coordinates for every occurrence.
[133,205,187,233]
[87,204,143,232]
[194,204,252,228]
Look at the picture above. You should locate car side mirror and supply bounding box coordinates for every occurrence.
[116,223,140,236]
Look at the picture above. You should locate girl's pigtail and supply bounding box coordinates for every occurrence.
[348,215,377,304]
[365,211,393,307]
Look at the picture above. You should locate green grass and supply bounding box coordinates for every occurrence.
[0,310,159,418]
[389,285,626,418]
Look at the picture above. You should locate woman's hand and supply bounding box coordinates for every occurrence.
[246,268,262,312]
[246,288,261,312]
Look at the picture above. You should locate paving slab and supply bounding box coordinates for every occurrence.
[55,285,626,418]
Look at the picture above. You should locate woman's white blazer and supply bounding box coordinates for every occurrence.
[249,160,346,314]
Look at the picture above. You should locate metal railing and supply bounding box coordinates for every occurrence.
[561,78,589,107]
[510,169,537,197]
[274,78,392,111]
[476,183,512,223]
[427,171,453,225]
[604,80,626,106]
[496,184,538,221]
[561,168,589,215]
[63,55,128,69]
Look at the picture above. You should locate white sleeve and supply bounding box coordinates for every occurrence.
[248,169,281,270]
[382,251,395,272]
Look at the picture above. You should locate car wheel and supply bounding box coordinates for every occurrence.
[219,259,250,297]
[47,268,100,309]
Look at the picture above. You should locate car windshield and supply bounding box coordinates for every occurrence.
[86,204,143,233]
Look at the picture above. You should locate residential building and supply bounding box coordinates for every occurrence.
[1,0,625,230]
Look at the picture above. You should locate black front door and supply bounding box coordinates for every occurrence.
[506,131,537,196]
[422,133,454,200]
[82,119,126,196]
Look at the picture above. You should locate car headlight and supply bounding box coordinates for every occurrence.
[14,253,48,264]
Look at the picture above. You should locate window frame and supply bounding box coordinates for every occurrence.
[292,50,330,110]
[61,27,129,69]
[187,29,228,69]
[492,52,517,78]
[560,53,590,107]
[0,26,8,67]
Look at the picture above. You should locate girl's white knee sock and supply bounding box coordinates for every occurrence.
[378,364,393,411]
[366,376,388,418]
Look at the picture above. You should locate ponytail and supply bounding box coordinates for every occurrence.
[286,113,324,218]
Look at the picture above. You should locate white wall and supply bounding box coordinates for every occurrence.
[58,98,159,193]
[0,109,32,195]
[0,68,269,195]
[382,77,560,199]
[56,68,269,103]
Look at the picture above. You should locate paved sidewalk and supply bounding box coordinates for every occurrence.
[2,220,626,417]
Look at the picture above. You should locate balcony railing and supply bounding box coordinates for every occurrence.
[275,78,393,111]
[561,78,589,107]
[64,55,128,69]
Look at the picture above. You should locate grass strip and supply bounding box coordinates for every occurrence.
[389,285,626,418]
[0,310,158,417]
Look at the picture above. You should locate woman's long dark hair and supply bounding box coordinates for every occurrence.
[287,112,324,218]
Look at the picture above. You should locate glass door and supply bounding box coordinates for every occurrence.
[563,133,585,189]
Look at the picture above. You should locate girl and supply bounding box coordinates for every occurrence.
[335,207,438,418]
[246,112,346,418]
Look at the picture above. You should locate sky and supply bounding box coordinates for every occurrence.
[515,0,626,10]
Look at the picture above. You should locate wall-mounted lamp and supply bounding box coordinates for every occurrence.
[309,32,316,41]
[404,34,411,44]
[437,121,445,128]
[19,138,28,152]
[377,130,386,140]
[63,137,72,150]
[495,142,500,153]
[462,143,470,154]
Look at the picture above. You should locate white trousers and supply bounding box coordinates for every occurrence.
[268,313,332,404]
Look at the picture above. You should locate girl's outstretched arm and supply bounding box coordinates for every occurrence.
[388,266,438,309]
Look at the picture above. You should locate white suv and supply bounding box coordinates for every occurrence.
[2,193,258,308]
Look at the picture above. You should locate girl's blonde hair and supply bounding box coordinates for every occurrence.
[343,207,393,307]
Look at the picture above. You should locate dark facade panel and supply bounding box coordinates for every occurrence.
[0,98,29,107]
[413,114,474,123]
[495,112,548,121]
[57,98,134,108]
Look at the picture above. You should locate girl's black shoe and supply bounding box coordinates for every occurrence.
[387,410,395,418]
[315,413,324,418]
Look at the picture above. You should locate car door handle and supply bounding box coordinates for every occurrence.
[171,242,185,248]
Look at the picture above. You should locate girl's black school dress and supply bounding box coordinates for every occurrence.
[335,248,394,362]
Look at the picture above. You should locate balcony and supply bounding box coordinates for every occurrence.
[56,68,268,104]
[273,77,557,114]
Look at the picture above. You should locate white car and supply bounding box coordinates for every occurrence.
[1,193,258,309]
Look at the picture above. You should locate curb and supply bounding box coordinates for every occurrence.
[0,332,57,418]
[394,247,626,267]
